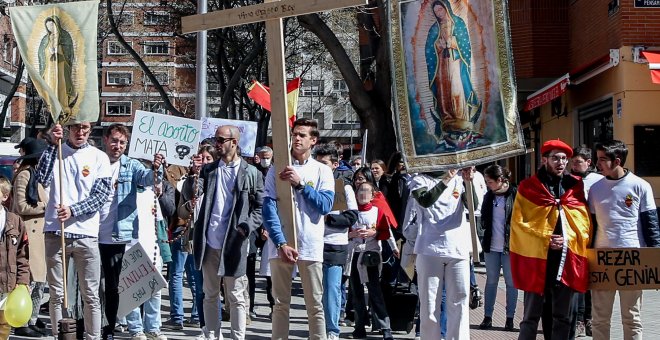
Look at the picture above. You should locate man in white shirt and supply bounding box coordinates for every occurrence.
[589,140,660,340]
[263,118,335,340]
[185,125,264,340]
[37,122,111,340]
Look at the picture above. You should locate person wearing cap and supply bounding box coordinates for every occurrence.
[510,139,592,340]
[11,137,49,337]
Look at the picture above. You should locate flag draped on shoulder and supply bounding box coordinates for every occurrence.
[509,174,592,295]
[248,77,301,127]
[10,1,99,125]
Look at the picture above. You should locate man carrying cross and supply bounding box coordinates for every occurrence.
[263,118,335,340]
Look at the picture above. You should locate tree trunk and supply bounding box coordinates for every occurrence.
[0,60,24,130]
[297,12,397,161]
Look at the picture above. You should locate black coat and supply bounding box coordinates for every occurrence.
[480,185,517,254]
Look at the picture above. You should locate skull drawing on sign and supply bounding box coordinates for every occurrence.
[175,144,191,160]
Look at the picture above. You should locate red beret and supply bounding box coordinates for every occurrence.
[541,139,573,158]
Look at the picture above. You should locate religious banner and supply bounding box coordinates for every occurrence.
[10,1,99,124]
[587,248,660,290]
[116,242,168,318]
[390,0,526,172]
[129,110,202,166]
[200,117,258,157]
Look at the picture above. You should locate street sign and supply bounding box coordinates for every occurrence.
[635,0,660,7]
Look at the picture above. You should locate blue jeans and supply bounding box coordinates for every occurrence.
[185,254,200,322]
[484,252,518,318]
[322,263,343,336]
[168,239,187,323]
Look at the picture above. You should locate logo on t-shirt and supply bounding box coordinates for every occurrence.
[452,188,460,199]
[82,165,90,177]
[625,194,634,208]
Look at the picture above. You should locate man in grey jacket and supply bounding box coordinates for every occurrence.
[184,125,264,340]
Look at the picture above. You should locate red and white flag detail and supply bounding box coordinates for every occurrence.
[641,51,660,84]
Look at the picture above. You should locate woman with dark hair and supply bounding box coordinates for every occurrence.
[479,164,518,331]
[370,159,390,196]
[12,137,49,337]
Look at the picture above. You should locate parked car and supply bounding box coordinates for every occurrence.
[0,142,20,180]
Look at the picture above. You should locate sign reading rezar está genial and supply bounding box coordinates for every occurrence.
[587,248,660,290]
[129,110,201,166]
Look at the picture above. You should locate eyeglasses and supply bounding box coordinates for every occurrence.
[215,136,236,144]
[70,124,91,133]
[549,155,569,164]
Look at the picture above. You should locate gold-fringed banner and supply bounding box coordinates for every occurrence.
[10,1,99,125]
[390,0,525,172]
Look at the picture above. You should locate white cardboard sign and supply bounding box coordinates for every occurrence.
[116,242,168,318]
[201,117,258,157]
[129,110,202,166]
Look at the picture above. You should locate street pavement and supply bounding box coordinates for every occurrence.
[9,265,660,339]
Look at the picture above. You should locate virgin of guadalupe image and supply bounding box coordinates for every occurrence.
[426,0,482,150]
[38,16,78,121]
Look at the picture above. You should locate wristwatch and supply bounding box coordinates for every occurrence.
[294,181,305,191]
[276,242,288,250]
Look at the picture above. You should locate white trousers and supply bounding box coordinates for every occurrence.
[416,254,470,340]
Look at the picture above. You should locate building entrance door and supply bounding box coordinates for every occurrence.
[579,98,614,151]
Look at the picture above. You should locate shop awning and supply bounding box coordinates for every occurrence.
[523,73,570,112]
[641,51,660,84]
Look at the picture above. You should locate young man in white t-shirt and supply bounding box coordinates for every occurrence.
[263,118,335,340]
[589,140,660,340]
[37,122,112,339]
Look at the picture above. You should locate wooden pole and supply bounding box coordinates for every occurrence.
[264,0,297,249]
[464,180,480,265]
[58,139,68,309]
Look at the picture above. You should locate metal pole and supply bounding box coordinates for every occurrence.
[195,0,208,119]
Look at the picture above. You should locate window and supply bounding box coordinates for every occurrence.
[117,12,135,25]
[144,11,169,26]
[2,41,8,62]
[106,71,133,85]
[208,81,220,93]
[144,71,169,85]
[332,79,348,94]
[108,41,130,55]
[301,80,324,97]
[142,101,166,114]
[143,41,169,55]
[11,44,16,65]
[106,101,132,116]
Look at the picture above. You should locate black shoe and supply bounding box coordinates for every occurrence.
[35,318,47,330]
[585,319,592,336]
[479,316,492,330]
[382,329,394,340]
[183,318,200,327]
[14,326,44,337]
[470,287,483,310]
[348,329,367,339]
[505,317,515,331]
[161,319,183,330]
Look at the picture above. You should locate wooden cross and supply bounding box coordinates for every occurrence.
[181,0,366,249]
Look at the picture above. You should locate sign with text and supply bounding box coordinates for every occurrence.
[635,0,660,7]
[116,243,168,318]
[130,110,201,166]
[201,117,258,157]
[587,248,660,290]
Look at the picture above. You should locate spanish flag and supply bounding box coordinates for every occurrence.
[510,174,592,294]
[247,78,300,127]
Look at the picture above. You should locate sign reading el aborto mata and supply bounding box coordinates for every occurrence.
[181,0,366,249]
[587,248,660,290]
[129,110,202,166]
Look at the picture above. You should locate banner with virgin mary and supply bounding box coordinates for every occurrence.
[390,0,525,172]
[10,1,99,125]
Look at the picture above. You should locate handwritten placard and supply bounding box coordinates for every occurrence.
[116,242,168,318]
[587,248,660,290]
[129,110,202,166]
[201,117,258,157]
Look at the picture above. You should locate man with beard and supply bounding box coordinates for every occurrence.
[509,139,592,340]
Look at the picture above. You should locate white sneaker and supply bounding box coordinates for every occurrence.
[145,332,167,340]
[131,332,148,340]
[328,333,340,340]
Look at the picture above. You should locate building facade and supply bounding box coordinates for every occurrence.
[510,0,660,205]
